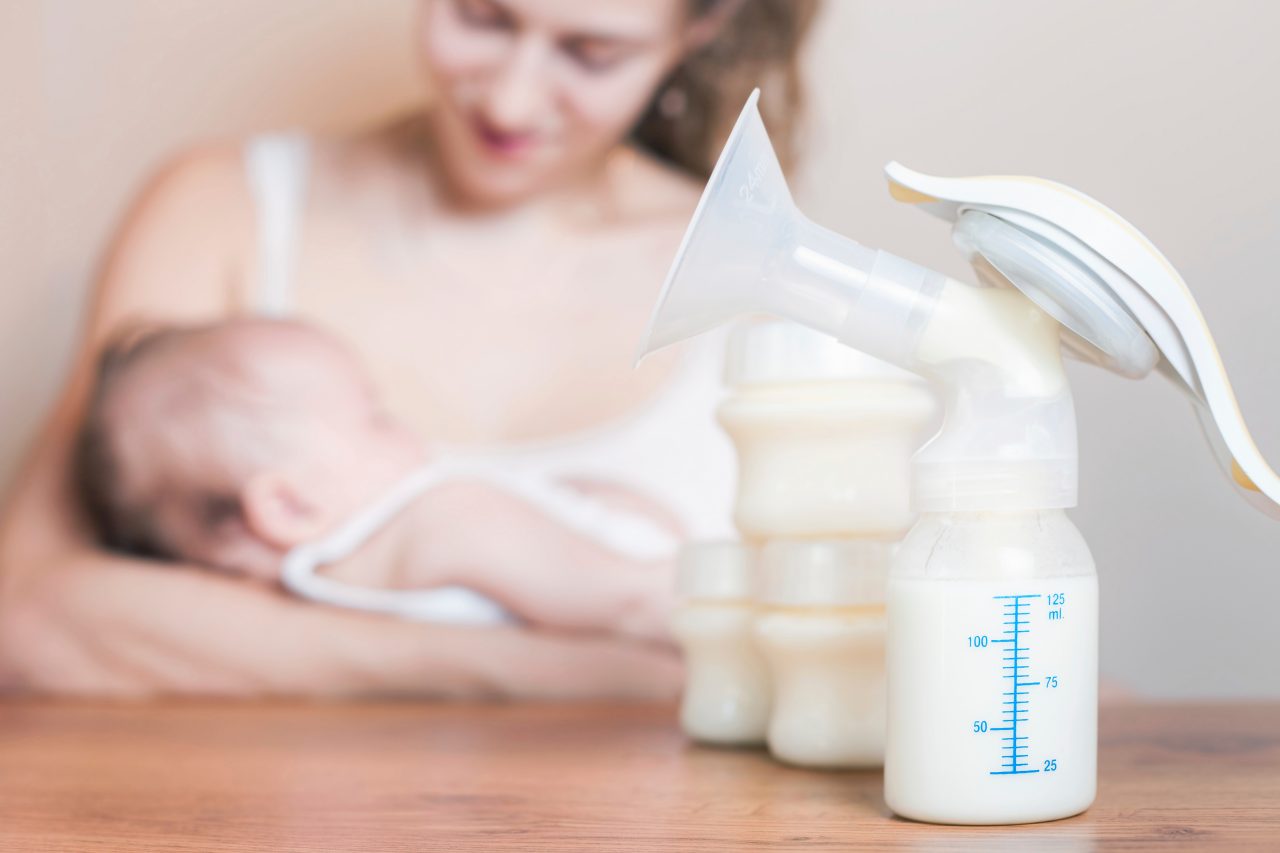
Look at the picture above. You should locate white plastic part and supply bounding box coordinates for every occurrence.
[674,539,757,601]
[670,540,771,745]
[640,90,1079,512]
[886,162,1280,519]
[909,281,1078,511]
[757,539,890,607]
[719,320,937,538]
[637,89,941,371]
[724,318,925,387]
[952,210,1158,378]
[754,539,889,768]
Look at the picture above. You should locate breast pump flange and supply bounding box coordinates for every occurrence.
[638,88,1278,826]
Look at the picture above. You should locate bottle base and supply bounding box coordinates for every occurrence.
[886,793,1095,826]
[769,743,883,770]
[681,718,768,748]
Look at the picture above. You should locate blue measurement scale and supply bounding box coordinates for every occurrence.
[989,594,1040,775]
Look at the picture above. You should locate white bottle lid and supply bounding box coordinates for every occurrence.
[758,539,891,607]
[724,319,928,388]
[676,540,757,601]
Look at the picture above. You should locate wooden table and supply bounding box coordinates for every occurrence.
[1,701,1277,851]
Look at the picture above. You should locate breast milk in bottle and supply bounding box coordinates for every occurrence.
[886,509,1097,824]
[754,539,890,768]
[670,541,771,745]
[717,320,936,541]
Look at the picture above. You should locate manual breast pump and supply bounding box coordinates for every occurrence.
[638,89,1278,825]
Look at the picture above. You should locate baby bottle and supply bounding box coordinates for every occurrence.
[669,541,771,745]
[885,507,1097,824]
[754,539,890,768]
[717,320,936,542]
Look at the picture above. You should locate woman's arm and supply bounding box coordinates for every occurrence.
[0,147,679,699]
[0,548,679,699]
[389,479,678,643]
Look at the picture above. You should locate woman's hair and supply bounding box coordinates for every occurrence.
[631,0,821,179]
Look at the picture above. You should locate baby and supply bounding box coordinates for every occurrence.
[74,318,674,640]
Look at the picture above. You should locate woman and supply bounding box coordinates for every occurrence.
[0,0,817,698]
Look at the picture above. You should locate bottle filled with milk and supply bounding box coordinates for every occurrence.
[885,509,1097,824]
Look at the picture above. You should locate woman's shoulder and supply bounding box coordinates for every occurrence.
[137,141,255,215]
[92,141,259,331]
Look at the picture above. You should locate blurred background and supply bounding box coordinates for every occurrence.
[2,0,1277,698]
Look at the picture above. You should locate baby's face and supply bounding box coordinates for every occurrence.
[111,320,424,574]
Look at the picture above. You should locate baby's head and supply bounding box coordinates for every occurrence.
[75,319,423,579]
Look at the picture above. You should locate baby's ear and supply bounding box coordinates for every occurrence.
[241,471,334,549]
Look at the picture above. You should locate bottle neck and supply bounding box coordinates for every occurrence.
[906,282,1079,513]
[911,450,1080,514]
[896,506,1094,583]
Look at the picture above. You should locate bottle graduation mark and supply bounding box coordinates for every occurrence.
[988,594,1041,775]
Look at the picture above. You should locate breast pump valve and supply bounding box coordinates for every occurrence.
[639,89,1278,826]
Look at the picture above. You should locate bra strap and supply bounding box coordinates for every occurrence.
[243,133,310,317]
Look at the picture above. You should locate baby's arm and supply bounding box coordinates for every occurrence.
[393,479,679,642]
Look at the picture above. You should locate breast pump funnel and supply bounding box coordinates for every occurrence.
[638,89,940,371]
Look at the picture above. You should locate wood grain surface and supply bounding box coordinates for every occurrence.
[0,700,1277,851]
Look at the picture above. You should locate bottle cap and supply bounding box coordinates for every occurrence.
[724,319,927,388]
[910,383,1079,512]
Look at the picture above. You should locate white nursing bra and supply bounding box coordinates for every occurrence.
[280,459,681,625]
[885,164,1280,519]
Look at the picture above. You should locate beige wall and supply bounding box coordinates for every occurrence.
[1,0,421,491]
[4,0,1278,697]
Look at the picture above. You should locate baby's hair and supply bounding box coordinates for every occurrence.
[75,316,353,566]
[74,323,191,559]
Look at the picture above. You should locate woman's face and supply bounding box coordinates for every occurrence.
[420,0,692,206]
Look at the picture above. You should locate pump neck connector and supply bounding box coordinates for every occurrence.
[902,281,1078,513]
